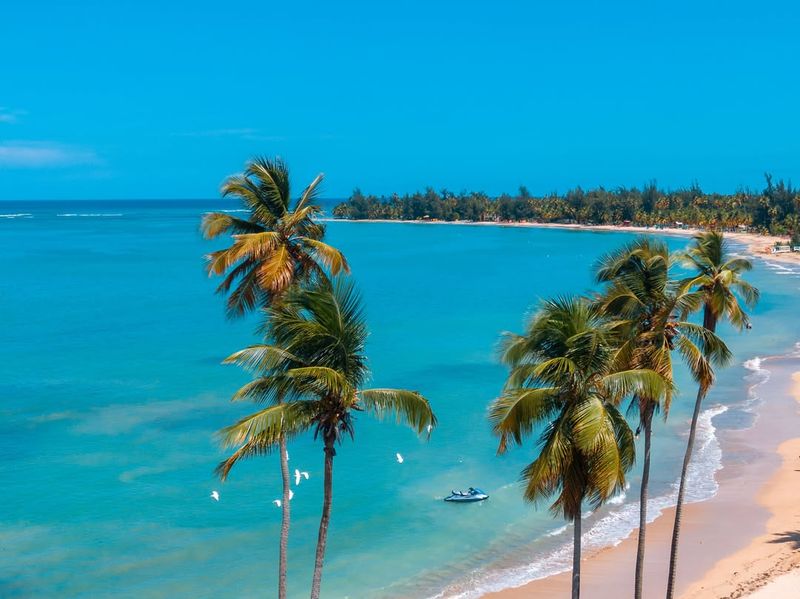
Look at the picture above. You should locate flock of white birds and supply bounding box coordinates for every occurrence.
[210,452,405,504]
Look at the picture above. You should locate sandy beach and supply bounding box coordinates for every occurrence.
[329,219,800,266]
[681,373,800,599]
[480,359,800,599]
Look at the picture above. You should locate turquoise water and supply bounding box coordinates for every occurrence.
[2,202,800,598]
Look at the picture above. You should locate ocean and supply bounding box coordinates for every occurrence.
[2,201,799,598]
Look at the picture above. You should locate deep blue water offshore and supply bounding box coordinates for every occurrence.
[2,201,800,598]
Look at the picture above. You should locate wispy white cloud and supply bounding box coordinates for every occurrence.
[0,141,100,168]
[0,107,25,124]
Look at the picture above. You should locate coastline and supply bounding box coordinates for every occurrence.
[681,371,800,599]
[326,219,800,265]
[479,356,800,599]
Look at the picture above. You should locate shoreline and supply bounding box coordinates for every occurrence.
[681,371,800,598]
[326,218,800,265]
[479,355,800,599]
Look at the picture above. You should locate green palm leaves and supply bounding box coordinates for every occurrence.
[490,297,669,599]
[665,232,759,599]
[217,278,436,599]
[677,231,760,330]
[593,236,736,599]
[204,156,353,599]
[490,298,648,520]
[489,234,748,599]
[218,279,435,458]
[201,157,349,317]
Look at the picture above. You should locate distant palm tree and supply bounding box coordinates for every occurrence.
[489,297,669,599]
[202,156,348,599]
[216,279,436,599]
[594,237,731,599]
[665,232,758,599]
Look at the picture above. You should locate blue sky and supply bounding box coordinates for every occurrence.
[2,1,799,200]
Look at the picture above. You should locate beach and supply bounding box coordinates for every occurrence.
[328,218,800,266]
[483,361,800,599]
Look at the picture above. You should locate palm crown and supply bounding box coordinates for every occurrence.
[201,157,349,317]
[594,237,731,405]
[216,277,436,478]
[678,231,760,331]
[489,297,667,520]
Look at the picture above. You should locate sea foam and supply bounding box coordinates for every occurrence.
[429,404,729,598]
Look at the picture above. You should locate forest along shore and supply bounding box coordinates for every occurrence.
[481,354,800,599]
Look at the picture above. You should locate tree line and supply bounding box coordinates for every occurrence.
[203,157,758,599]
[332,175,800,241]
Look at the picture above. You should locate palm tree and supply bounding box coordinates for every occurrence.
[216,278,436,599]
[202,156,348,318]
[203,156,349,599]
[488,297,669,599]
[665,232,759,598]
[594,237,731,599]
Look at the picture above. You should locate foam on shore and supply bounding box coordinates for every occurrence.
[429,403,730,598]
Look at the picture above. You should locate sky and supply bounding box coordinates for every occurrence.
[2,1,800,200]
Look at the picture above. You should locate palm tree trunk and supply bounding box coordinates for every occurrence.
[666,311,716,599]
[572,515,582,599]
[664,385,704,598]
[278,435,290,599]
[634,403,654,599]
[310,442,335,599]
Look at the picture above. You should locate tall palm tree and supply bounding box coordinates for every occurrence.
[489,297,670,599]
[216,278,436,599]
[594,237,731,599]
[203,156,349,599]
[665,232,759,598]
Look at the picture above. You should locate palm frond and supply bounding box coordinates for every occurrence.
[223,344,303,372]
[488,386,560,453]
[216,401,316,449]
[359,389,437,435]
[302,238,350,276]
[200,212,265,239]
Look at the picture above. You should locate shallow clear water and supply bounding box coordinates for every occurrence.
[2,202,799,598]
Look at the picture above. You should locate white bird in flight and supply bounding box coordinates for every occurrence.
[273,499,282,508]
[210,490,219,501]
[289,490,294,500]
[396,453,404,464]
[294,469,310,486]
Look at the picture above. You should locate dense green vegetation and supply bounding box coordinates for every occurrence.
[332,175,800,236]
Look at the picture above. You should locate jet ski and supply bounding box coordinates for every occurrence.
[444,487,489,503]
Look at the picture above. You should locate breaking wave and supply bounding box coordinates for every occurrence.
[57,213,124,217]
